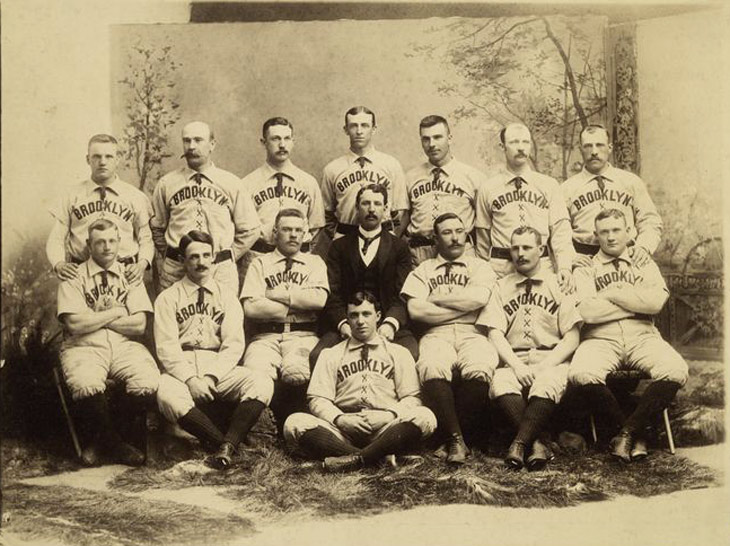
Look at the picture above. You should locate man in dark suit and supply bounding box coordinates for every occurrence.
[309,183,418,369]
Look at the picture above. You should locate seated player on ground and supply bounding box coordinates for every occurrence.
[283,291,436,473]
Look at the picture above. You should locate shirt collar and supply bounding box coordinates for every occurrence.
[434,253,466,268]
[347,335,384,350]
[185,162,217,182]
[180,275,217,296]
[348,147,376,164]
[580,163,616,183]
[272,248,305,264]
[503,166,539,186]
[358,225,382,239]
[513,266,548,286]
[429,156,455,176]
[263,161,296,180]
[87,176,121,196]
[86,258,124,278]
[596,248,632,265]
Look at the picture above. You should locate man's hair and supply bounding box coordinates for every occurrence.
[498,122,531,144]
[344,106,376,127]
[419,115,449,132]
[433,212,463,235]
[356,183,388,206]
[87,218,118,238]
[594,208,627,225]
[262,117,293,139]
[183,121,215,141]
[275,208,305,225]
[88,134,118,148]
[347,290,381,313]
[179,230,214,255]
[511,225,543,246]
[580,124,610,145]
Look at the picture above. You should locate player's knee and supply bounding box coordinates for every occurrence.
[417,360,453,382]
[71,384,107,402]
[125,368,160,397]
[461,368,494,383]
[401,406,437,438]
[652,361,689,386]
[283,412,318,443]
[280,362,311,386]
[567,366,605,386]
[240,371,275,406]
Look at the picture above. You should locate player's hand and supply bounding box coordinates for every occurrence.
[265,286,290,305]
[557,268,575,294]
[512,363,535,389]
[362,409,396,430]
[630,246,651,268]
[336,413,372,436]
[124,261,147,285]
[54,261,79,281]
[203,375,218,393]
[339,323,352,339]
[572,255,592,269]
[377,322,396,341]
[186,376,216,404]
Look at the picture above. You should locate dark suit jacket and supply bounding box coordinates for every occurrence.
[323,231,412,331]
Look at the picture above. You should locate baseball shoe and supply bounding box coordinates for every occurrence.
[526,439,549,471]
[630,437,648,461]
[383,454,397,469]
[113,441,146,467]
[505,440,526,470]
[80,443,102,467]
[322,454,363,473]
[446,433,469,465]
[205,442,236,470]
[433,443,449,459]
[609,430,633,464]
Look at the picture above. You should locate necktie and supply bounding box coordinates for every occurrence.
[595,175,605,193]
[97,186,107,201]
[192,173,204,185]
[355,156,369,169]
[512,176,524,191]
[612,258,621,271]
[431,167,443,184]
[198,287,206,305]
[284,256,294,274]
[274,172,285,198]
[524,278,533,295]
[441,261,454,278]
[361,344,370,362]
[100,270,109,288]
[360,232,381,254]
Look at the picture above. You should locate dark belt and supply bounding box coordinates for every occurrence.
[408,235,434,248]
[490,246,548,260]
[514,345,556,353]
[573,240,600,256]
[166,247,233,264]
[252,322,317,334]
[181,344,217,351]
[71,255,138,265]
[251,240,310,253]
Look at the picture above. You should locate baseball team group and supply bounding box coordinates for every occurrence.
[46,105,688,474]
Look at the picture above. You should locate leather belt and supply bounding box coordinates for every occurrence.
[490,246,548,260]
[514,345,556,353]
[251,240,310,253]
[573,240,600,256]
[71,255,138,265]
[166,247,233,264]
[181,344,217,351]
[252,322,317,334]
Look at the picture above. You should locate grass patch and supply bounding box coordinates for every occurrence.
[2,482,255,546]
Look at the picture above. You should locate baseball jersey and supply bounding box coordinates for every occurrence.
[241,162,325,246]
[150,164,261,259]
[477,268,581,351]
[57,258,152,348]
[400,254,497,325]
[154,276,244,383]
[405,158,484,238]
[562,164,663,253]
[47,177,154,266]
[321,148,408,226]
[475,167,574,270]
[308,336,421,423]
[574,249,669,339]
[240,249,329,323]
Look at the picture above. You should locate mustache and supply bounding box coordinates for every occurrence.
[194,265,209,271]
[449,242,463,248]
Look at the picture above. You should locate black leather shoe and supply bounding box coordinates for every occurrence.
[206,442,236,470]
[114,441,146,467]
[526,439,549,471]
[80,444,102,467]
[630,437,648,461]
[609,430,633,463]
[446,433,469,464]
[322,454,363,473]
[505,440,526,470]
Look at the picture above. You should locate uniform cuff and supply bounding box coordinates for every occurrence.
[382,317,400,332]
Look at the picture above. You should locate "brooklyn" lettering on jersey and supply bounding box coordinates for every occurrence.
[176,301,225,325]
[84,283,129,308]
[170,185,229,207]
[337,357,394,382]
[503,292,558,316]
[336,169,390,194]
[264,270,309,289]
[572,188,633,212]
[253,185,309,207]
[72,200,135,222]
[595,269,641,291]
[491,189,548,211]
[411,179,466,200]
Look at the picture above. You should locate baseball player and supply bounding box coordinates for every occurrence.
[240,209,329,434]
[321,106,408,239]
[47,134,153,285]
[476,226,581,470]
[569,208,688,463]
[155,230,273,470]
[562,124,663,267]
[151,121,261,294]
[57,218,159,467]
[240,117,325,254]
[404,115,485,266]
[475,123,575,292]
[283,291,436,472]
[401,212,499,463]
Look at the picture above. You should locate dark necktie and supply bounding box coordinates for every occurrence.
[595,175,606,193]
[284,256,294,274]
[361,344,370,362]
[431,167,443,184]
[355,156,369,169]
[612,258,622,271]
[274,172,285,198]
[512,176,524,191]
[360,232,381,254]
[97,186,107,201]
[523,278,533,295]
[441,261,454,278]
[192,173,204,185]
[100,270,109,288]
[198,287,206,305]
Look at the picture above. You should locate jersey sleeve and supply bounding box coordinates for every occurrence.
[400,265,430,300]
[306,255,330,292]
[546,180,575,271]
[126,282,153,315]
[631,175,663,254]
[230,184,262,260]
[154,289,195,383]
[134,191,155,266]
[240,257,267,301]
[476,286,507,333]
[320,164,337,213]
[57,278,89,317]
[573,265,597,304]
[307,178,326,230]
[475,182,493,230]
[469,259,497,289]
[390,159,408,212]
[557,291,582,335]
[208,291,245,381]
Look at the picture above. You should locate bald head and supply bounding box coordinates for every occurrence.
[182,121,216,171]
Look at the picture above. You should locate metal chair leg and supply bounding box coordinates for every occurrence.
[52,367,82,458]
[590,414,598,443]
[663,408,676,454]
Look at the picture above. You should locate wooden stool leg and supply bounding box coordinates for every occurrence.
[663,409,675,454]
[52,367,83,458]
[590,414,598,443]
